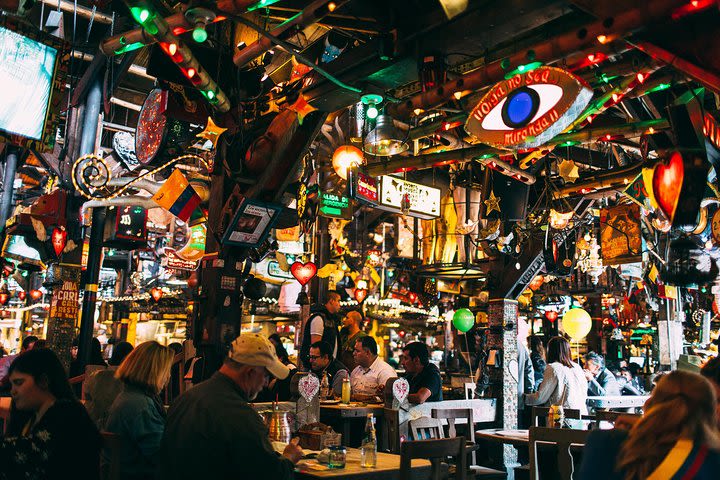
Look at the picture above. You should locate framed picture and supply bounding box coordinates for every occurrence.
[222,198,282,247]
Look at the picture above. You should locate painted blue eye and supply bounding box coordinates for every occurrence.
[503,88,538,127]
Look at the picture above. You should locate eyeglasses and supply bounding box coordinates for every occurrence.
[309,355,321,360]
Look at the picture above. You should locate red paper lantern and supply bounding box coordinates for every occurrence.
[291,261,317,286]
[18,291,26,301]
[354,288,368,303]
[332,145,364,180]
[29,290,43,301]
[51,226,68,257]
[0,293,8,305]
[187,272,199,289]
[545,310,558,322]
[150,287,163,302]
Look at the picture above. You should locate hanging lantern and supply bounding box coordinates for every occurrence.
[562,307,592,340]
[150,287,163,302]
[332,145,364,180]
[29,289,43,301]
[291,261,317,286]
[545,310,558,322]
[0,293,8,305]
[51,226,68,257]
[549,209,574,230]
[529,275,545,291]
[354,288,368,303]
[18,291,26,301]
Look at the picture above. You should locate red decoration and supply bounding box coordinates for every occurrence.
[291,261,317,286]
[187,272,199,289]
[150,287,163,302]
[51,226,68,257]
[354,288,368,303]
[29,290,43,301]
[18,291,26,301]
[545,310,558,322]
[0,293,8,305]
[652,151,684,223]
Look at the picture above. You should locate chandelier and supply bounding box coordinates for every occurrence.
[576,232,604,284]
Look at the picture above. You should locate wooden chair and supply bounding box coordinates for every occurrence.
[384,407,401,454]
[433,408,505,479]
[100,432,124,480]
[530,407,581,427]
[465,383,477,400]
[410,416,445,440]
[528,427,589,480]
[400,437,467,480]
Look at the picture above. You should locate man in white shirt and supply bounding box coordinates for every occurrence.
[350,336,395,401]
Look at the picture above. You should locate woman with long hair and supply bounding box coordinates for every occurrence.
[524,336,588,414]
[1,348,101,480]
[580,370,720,479]
[103,341,175,480]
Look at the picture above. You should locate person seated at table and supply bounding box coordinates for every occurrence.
[0,348,101,479]
[524,336,588,415]
[401,341,442,404]
[350,336,396,402]
[583,351,621,397]
[157,333,303,480]
[103,341,175,480]
[308,340,349,397]
[617,366,644,396]
[701,355,720,426]
[578,370,720,480]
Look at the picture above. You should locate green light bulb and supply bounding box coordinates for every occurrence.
[207,91,215,100]
[139,9,150,22]
[193,26,208,43]
[366,105,378,119]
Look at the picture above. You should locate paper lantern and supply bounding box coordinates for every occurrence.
[51,226,67,257]
[0,293,8,305]
[291,261,317,286]
[354,288,368,303]
[18,291,26,301]
[452,308,475,332]
[150,287,163,302]
[29,289,43,301]
[545,310,558,322]
[562,307,592,340]
[332,145,364,180]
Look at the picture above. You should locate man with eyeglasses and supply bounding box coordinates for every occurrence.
[308,340,349,397]
[158,334,303,480]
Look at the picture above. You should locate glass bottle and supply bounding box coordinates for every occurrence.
[321,372,330,399]
[341,377,351,404]
[360,413,377,468]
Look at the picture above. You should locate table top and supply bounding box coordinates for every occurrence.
[295,448,431,479]
[476,429,530,447]
[320,403,385,418]
[586,395,649,408]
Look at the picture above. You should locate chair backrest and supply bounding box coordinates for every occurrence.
[410,416,445,440]
[431,408,474,442]
[384,407,401,454]
[101,431,124,480]
[531,406,581,427]
[400,437,467,480]
[464,383,477,399]
[529,427,589,480]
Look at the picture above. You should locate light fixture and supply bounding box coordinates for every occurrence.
[356,278,369,290]
[549,208,574,230]
[361,93,383,120]
[185,8,216,44]
[332,145,364,180]
[29,289,43,301]
[363,114,409,156]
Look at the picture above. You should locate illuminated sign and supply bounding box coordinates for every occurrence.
[465,66,592,149]
[378,176,441,219]
[319,191,352,219]
[705,112,720,151]
[355,172,379,204]
[268,260,294,279]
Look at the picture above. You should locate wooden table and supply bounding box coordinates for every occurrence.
[320,403,385,448]
[295,448,431,479]
[586,395,649,409]
[476,429,530,447]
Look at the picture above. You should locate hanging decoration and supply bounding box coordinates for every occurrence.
[195,116,227,150]
[557,159,580,183]
[29,289,43,301]
[545,310,558,322]
[548,209,574,230]
[354,287,368,303]
[152,169,203,223]
[150,287,164,302]
[599,203,641,265]
[18,291,26,301]
[651,151,684,224]
[291,261,317,286]
[562,307,592,340]
[0,293,8,305]
[332,145,364,180]
[576,232,604,284]
[452,308,475,332]
[484,189,501,215]
[51,226,67,257]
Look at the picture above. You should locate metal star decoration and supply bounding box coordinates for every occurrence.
[558,159,580,183]
[287,94,317,125]
[196,117,227,150]
[484,190,501,215]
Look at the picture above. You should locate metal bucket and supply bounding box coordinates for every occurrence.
[266,410,293,443]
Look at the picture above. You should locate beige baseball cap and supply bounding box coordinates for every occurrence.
[228,333,290,379]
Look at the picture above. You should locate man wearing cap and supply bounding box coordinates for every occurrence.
[157,334,303,480]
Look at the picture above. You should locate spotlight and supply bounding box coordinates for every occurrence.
[185,8,216,44]
[361,93,383,120]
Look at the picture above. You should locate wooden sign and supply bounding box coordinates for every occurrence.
[600,204,642,265]
[377,176,441,219]
[465,66,592,149]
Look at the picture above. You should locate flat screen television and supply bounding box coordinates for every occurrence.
[0,15,67,152]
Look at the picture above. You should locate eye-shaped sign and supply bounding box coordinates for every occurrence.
[465,66,593,149]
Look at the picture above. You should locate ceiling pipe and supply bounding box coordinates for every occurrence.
[233,0,347,68]
[40,0,113,24]
[388,0,690,119]
[365,118,669,176]
[630,41,720,94]
[552,162,643,199]
[73,50,155,80]
[101,12,186,56]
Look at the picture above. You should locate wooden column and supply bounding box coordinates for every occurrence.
[487,298,519,467]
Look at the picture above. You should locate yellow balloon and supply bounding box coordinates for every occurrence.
[562,308,592,340]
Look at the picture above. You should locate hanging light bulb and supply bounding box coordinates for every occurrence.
[332,145,364,180]
[363,114,409,156]
[361,93,383,120]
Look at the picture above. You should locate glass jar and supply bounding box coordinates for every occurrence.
[328,446,347,469]
[341,378,351,404]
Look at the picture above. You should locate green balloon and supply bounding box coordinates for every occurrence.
[452,308,475,333]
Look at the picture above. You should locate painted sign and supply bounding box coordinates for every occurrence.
[268,260,294,279]
[49,278,79,320]
[355,172,379,204]
[164,248,198,271]
[378,176,441,219]
[319,191,352,219]
[222,198,282,247]
[465,66,593,149]
[113,206,148,240]
[600,203,642,265]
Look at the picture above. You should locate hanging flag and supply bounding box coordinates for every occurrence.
[152,170,202,222]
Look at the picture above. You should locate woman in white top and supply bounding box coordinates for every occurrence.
[524,336,588,414]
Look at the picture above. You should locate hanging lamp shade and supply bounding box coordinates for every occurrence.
[363,115,409,156]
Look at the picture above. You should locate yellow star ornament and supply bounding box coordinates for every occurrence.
[196,117,228,150]
[558,159,580,183]
[287,95,317,125]
[484,190,501,215]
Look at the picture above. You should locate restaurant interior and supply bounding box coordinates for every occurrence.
[1,0,720,479]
